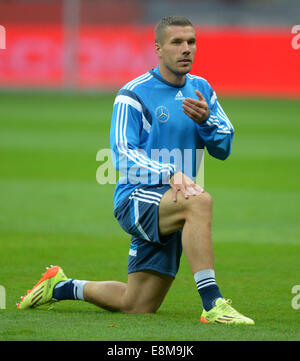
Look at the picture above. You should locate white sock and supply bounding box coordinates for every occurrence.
[72,280,87,301]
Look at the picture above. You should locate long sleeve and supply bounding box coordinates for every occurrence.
[110,90,176,185]
[196,90,234,160]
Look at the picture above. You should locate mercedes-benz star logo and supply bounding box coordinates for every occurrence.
[155,106,170,123]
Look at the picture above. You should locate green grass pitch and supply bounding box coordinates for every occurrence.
[0,91,299,341]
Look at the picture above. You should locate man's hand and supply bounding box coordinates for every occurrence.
[170,171,204,202]
[182,90,210,124]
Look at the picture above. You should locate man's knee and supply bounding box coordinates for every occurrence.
[124,302,160,314]
[189,191,212,208]
[122,292,162,313]
[121,271,173,314]
[185,191,213,217]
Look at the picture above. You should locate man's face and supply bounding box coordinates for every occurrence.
[155,25,197,76]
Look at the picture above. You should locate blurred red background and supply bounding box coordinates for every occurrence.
[0,0,299,96]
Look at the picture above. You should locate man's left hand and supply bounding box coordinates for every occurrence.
[182,90,210,124]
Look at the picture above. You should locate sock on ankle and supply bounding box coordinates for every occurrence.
[194,269,223,311]
[53,279,87,301]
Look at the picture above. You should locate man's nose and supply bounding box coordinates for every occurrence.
[182,41,191,54]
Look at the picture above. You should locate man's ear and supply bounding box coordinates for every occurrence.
[154,42,161,57]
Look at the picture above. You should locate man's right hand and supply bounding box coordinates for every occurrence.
[170,171,204,202]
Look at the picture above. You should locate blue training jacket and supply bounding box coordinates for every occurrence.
[110,66,234,209]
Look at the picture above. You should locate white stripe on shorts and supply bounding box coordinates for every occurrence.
[133,198,151,241]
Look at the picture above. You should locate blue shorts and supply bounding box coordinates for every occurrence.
[114,185,183,278]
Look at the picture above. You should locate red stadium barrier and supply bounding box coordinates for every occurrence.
[0,24,299,96]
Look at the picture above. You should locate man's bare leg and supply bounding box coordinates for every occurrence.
[158,189,214,273]
[83,270,173,313]
[157,187,223,312]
